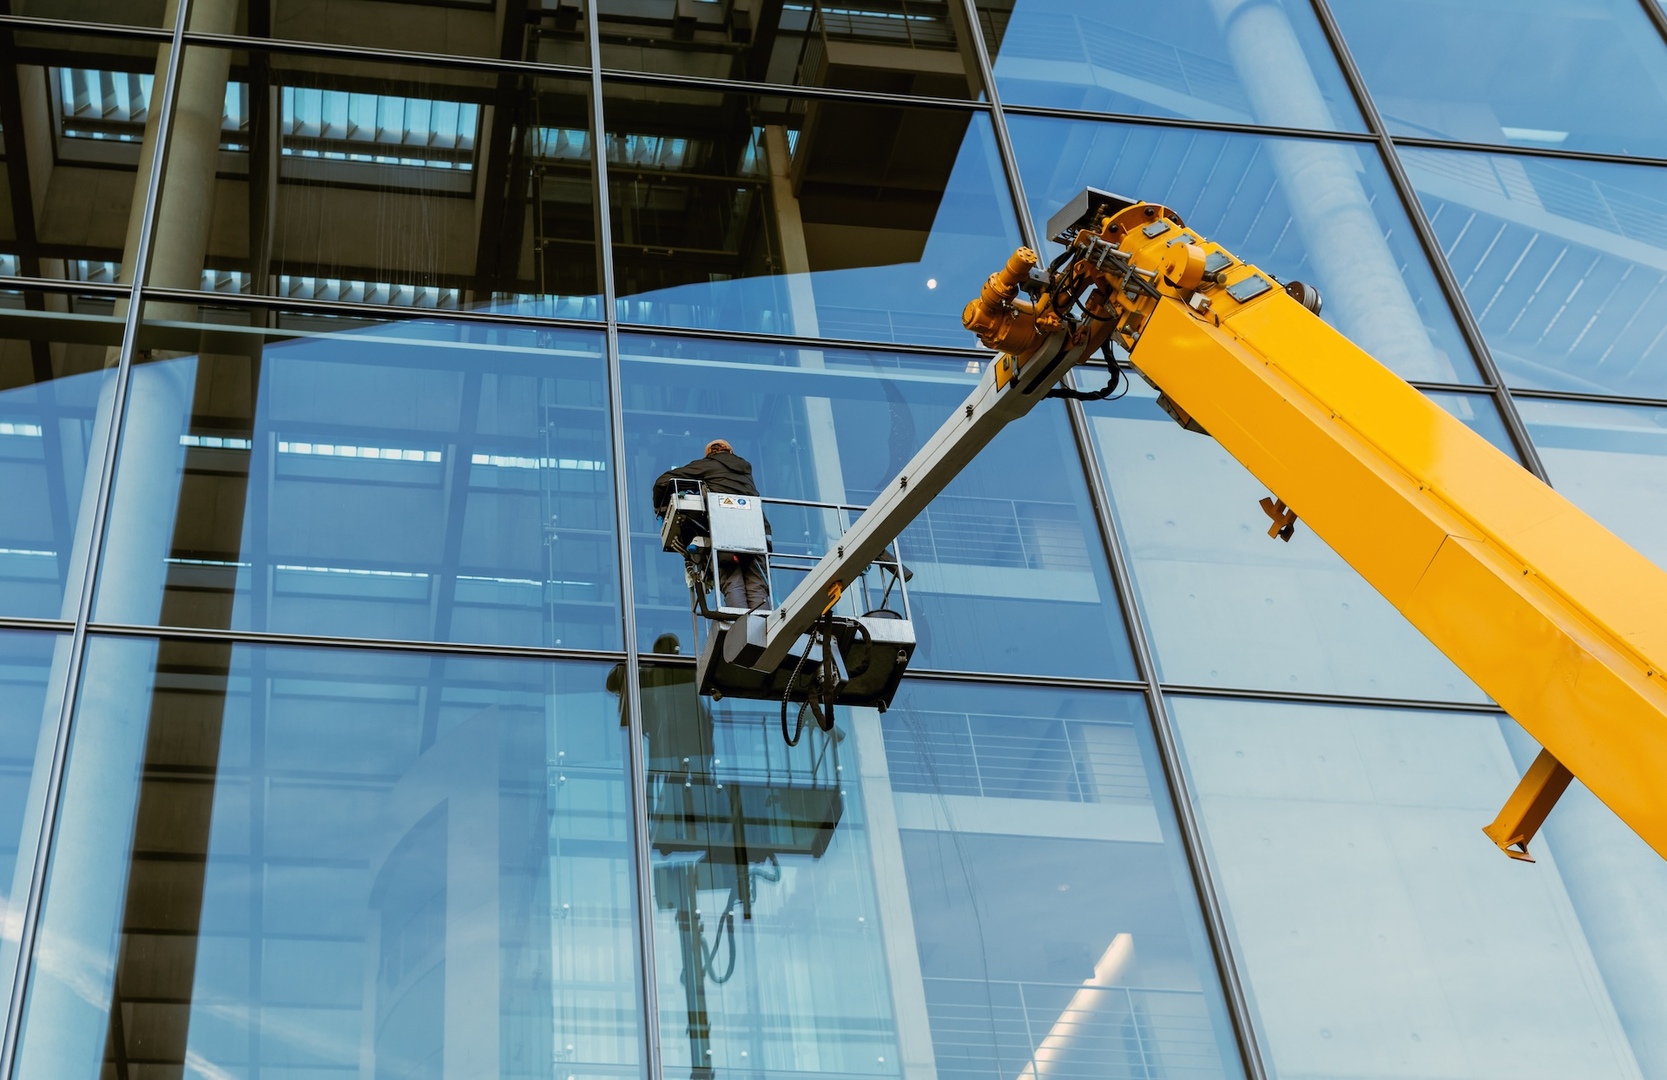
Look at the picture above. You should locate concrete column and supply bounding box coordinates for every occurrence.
[10,357,196,1075]
[851,707,940,1080]
[764,126,931,1075]
[15,0,237,1065]
[10,637,160,1078]
[119,0,240,311]
[1207,0,1452,381]
[763,125,848,506]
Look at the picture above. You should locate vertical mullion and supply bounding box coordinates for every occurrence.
[584,17,664,1080]
[0,0,195,1073]
[1306,0,1549,480]
[950,3,1267,1078]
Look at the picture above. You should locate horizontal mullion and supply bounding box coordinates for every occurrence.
[1390,134,1667,170]
[1509,386,1667,411]
[136,285,605,333]
[998,101,1380,145]
[616,321,991,359]
[85,621,629,663]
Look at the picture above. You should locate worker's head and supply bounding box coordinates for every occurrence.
[704,438,733,457]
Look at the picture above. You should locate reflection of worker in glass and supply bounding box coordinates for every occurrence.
[653,438,772,611]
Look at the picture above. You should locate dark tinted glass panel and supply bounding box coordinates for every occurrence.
[621,333,1136,678]
[0,629,69,1013]
[149,44,601,317]
[604,86,1021,346]
[0,296,122,618]
[1171,695,1667,1079]
[599,0,982,96]
[96,312,619,648]
[0,28,165,285]
[636,666,1240,1077]
[19,638,645,1079]
[226,0,588,64]
[1009,116,1478,383]
[1087,381,1487,701]
[1404,147,1667,397]
[1519,396,1667,570]
[4,1,165,24]
[978,0,1363,131]
[1329,0,1667,158]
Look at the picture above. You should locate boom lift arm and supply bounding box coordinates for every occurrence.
[712,188,1667,863]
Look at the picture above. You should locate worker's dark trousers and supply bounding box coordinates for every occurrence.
[720,555,771,610]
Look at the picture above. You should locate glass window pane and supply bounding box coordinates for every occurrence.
[0,629,70,1014]
[97,310,620,649]
[1171,694,1667,1079]
[605,86,1022,347]
[0,295,123,619]
[978,0,1363,131]
[1087,380,1488,701]
[1404,147,1667,397]
[224,0,588,64]
[621,333,1137,679]
[1009,115,1478,384]
[599,0,983,97]
[3,2,165,26]
[0,28,166,287]
[1519,396,1667,570]
[18,637,645,1080]
[636,667,1241,1077]
[885,680,1242,1079]
[1330,0,1667,158]
[150,44,601,318]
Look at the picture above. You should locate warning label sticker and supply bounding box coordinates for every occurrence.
[718,495,750,508]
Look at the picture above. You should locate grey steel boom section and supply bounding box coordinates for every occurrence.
[738,328,1084,674]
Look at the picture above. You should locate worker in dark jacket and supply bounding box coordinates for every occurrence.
[653,439,772,611]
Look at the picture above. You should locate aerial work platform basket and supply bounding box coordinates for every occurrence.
[659,480,917,720]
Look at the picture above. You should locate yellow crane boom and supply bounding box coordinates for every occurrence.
[964,190,1667,862]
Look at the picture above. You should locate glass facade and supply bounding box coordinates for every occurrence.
[0,2,1665,1079]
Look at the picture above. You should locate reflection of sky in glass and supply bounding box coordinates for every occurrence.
[1405,147,1667,396]
[986,0,1363,132]
[1330,0,1667,158]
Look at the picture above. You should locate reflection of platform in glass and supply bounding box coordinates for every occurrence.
[698,611,915,711]
[649,778,844,864]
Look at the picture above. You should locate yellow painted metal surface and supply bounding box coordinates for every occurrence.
[1136,287,1667,861]
[965,195,1667,860]
[1483,749,1576,861]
